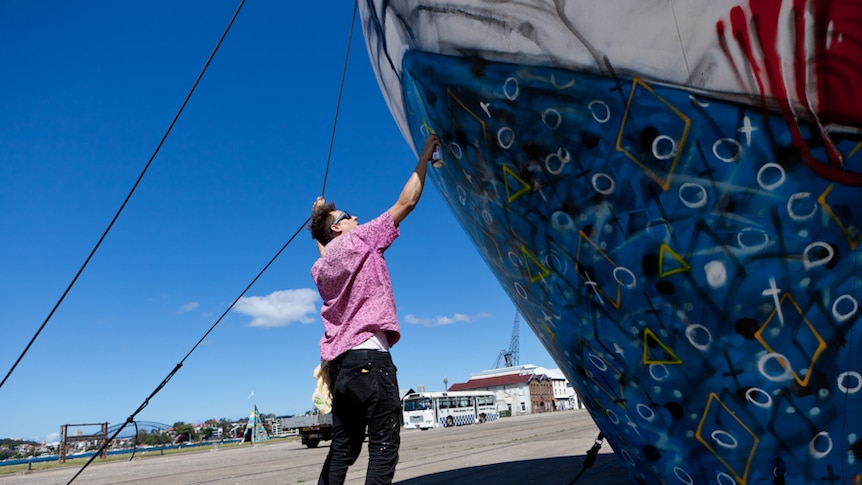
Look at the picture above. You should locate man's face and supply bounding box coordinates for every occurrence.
[330,210,358,236]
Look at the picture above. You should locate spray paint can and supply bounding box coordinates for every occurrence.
[431,146,444,168]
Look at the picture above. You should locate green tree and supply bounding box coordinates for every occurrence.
[174,424,195,442]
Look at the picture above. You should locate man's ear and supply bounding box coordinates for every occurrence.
[330,224,343,236]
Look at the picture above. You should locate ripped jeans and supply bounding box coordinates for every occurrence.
[319,349,401,485]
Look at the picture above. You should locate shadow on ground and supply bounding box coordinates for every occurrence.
[395,454,630,485]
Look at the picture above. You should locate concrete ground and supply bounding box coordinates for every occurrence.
[1,411,632,484]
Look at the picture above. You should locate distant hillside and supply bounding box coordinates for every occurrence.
[0,438,39,447]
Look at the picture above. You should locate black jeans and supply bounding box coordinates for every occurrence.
[319,350,401,485]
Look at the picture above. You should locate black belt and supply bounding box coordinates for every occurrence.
[334,348,388,364]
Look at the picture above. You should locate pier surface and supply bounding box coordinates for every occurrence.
[2,411,631,484]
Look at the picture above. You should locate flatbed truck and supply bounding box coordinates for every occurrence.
[276,413,333,448]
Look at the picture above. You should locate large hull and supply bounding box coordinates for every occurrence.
[358,1,862,483]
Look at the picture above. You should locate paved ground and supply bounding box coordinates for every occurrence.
[1,411,632,484]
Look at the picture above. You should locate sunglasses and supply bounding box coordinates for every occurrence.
[332,211,352,225]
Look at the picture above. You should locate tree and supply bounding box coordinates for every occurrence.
[174,424,195,443]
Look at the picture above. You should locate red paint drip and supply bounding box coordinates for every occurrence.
[720,0,862,185]
[812,0,862,126]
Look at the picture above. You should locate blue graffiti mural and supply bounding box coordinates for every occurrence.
[399,51,861,484]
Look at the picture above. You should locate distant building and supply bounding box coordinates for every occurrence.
[540,367,587,410]
[268,418,283,437]
[447,364,584,415]
[15,444,35,454]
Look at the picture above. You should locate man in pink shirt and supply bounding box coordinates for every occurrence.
[309,134,440,485]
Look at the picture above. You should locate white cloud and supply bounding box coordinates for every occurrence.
[233,288,319,328]
[404,312,492,328]
[176,301,200,314]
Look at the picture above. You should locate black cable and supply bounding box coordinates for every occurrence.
[67,219,308,484]
[772,456,786,485]
[567,432,604,484]
[128,421,139,462]
[320,0,357,197]
[68,2,358,481]
[0,0,247,392]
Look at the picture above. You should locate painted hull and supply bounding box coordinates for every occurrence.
[358,1,862,483]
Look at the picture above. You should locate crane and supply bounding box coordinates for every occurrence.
[493,312,520,368]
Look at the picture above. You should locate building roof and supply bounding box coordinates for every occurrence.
[448,373,535,391]
[532,367,566,380]
[468,364,538,379]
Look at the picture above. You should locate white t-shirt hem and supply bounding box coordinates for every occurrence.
[351,331,390,352]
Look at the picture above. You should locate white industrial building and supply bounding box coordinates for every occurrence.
[447,364,585,416]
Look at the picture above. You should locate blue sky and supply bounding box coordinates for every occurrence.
[0,1,556,442]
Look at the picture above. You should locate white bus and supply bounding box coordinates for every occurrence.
[402,391,499,429]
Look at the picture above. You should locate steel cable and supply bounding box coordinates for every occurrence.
[65,2,358,482]
[0,0,247,392]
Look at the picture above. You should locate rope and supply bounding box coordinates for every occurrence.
[0,0,247,393]
[566,432,604,484]
[67,3,358,482]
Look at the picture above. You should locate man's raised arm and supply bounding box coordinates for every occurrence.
[390,134,440,226]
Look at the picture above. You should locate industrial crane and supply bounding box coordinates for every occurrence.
[493,312,520,368]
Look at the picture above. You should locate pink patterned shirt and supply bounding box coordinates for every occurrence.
[311,210,401,361]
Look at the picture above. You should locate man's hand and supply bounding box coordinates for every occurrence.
[420,135,441,164]
[313,196,326,212]
[312,196,327,256]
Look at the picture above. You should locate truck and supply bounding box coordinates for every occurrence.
[276,412,333,448]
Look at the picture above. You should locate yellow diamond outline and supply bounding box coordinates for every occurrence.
[695,392,759,485]
[445,89,529,204]
[446,87,488,139]
[615,77,691,191]
[817,183,862,250]
[754,292,827,387]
